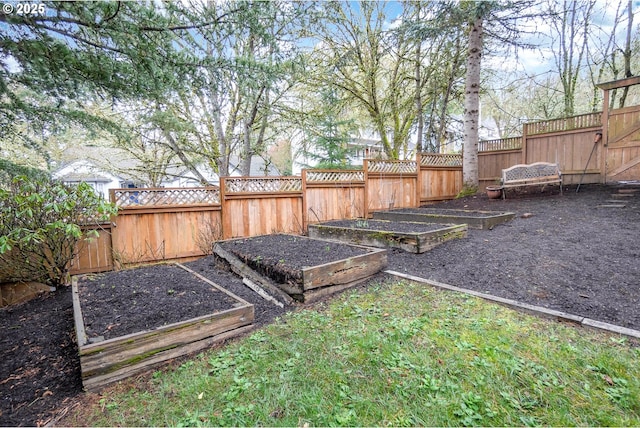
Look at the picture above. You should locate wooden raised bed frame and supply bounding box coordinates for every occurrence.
[372,208,515,230]
[307,220,468,253]
[214,236,387,303]
[72,263,254,392]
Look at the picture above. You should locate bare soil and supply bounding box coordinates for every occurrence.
[218,234,369,285]
[1,183,639,426]
[79,264,241,340]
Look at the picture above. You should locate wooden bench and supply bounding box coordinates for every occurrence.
[500,162,563,199]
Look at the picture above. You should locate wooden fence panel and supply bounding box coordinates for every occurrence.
[419,167,463,202]
[221,177,304,239]
[111,207,222,265]
[70,225,114,275]
[524,127,602,185]
[478,149,523,189]
[418,153,463,202]
[606,105,640,181]
[365,160,417,216]
[303,170,366,223]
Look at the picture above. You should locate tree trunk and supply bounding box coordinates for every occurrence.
[463,15,483,190]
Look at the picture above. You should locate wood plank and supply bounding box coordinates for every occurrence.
[212,243,296,303]
[71,278,88,347]
[83,324,254,392]
[608,117,640,145]
[300,276,373,304]
[302,248,387,290]
[607,154,640,177]
[80,306,253,376]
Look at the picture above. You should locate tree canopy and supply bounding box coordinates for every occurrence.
[1,0,638,184]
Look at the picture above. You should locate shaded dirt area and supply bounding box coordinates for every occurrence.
[1,183,639,426]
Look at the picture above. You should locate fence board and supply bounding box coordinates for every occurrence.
[303,169,366,223]
[111,206,222,265]
[365,160,417,216]
[70,225,114,275]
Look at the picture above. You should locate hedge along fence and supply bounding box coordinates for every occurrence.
[69,156,463,274]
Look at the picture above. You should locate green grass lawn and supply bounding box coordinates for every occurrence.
[67,278,640,427]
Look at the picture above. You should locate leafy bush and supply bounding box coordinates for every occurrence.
[0,176,117,287]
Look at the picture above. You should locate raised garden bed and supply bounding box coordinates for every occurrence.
[72,263,254,392]
[372,207,515,230]
[214,233,387,303]
[308,219,467,253]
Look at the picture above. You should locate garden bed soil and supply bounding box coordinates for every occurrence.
[372,207,515,229]
[216,234,387,300]
[217,233,370,285]
[2,183,640,426]
[308,219,467,253]
[77,264,244,341]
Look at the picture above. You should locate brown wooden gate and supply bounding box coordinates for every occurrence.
[598,77,640,182]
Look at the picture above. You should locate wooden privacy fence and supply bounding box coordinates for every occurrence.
[69,157,463,274]
[478,112,605,189]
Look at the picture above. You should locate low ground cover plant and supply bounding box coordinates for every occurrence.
[65,278,639,427]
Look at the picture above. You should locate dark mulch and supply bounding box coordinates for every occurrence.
[79,264,241,340]
[1,183,639,426]
[219,234,369,284]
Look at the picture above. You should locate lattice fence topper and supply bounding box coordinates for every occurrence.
[224,177,303,193]
[367,160,417,173]
[420,153,463,166]
[113,188,220,207]
[305,170,365,182]
[478,138,523,152]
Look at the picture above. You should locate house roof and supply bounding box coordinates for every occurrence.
[53,145,281,187]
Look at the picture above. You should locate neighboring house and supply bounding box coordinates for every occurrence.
[346,136,385,166]
[52,160,124,200]
[52,146,281,199]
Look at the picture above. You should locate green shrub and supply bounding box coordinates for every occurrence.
[0,176,117,287]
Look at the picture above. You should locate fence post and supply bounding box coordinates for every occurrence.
[220,177,229,239]
[301,169,308,232]
[521,122,528,164]
[363,160,370,219]
[415,152,422,207]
